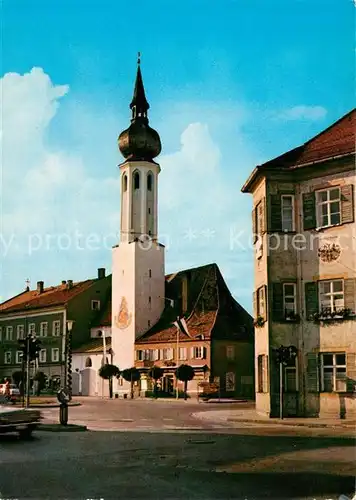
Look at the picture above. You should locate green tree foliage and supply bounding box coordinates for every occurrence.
[175,364,195,400]
[98,364,120,398]
[122,367,141,399]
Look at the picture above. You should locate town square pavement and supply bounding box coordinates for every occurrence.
[0,398,354,499]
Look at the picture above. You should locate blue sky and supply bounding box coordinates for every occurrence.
[1,0,354,312]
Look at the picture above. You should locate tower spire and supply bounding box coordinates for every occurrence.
[130,52,149,121]
[118,54,161,162]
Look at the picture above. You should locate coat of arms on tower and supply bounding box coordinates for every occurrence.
[114,296,132,329]
[317,242,341,263]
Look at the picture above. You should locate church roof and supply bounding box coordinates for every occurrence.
[0,279,96,315]
[136,263,253,344]
[242,108,355,193]
[72,337,112,354]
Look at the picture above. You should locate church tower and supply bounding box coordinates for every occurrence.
[111,56,165,381]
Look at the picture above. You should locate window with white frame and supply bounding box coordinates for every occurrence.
[91,300,101,311]
[16,351,23,364]
[4,351,11,364]
[284,356,298,392]
[319,279,344,314]
[162,348,173,360]
[5,326,13,341]
[136,350,143,361]
[52,321,61,336]
[29,323,36,335]
[40,322,48,337]
[152,349,160,361]
[226,346,235,360]
[281,195,295,232]
[179,347,187,360]
[193,346,204,359]
[283,283,297,318]
[39,349,47,363]
[316,187,341,228]
[17,325,25,340]
[321,353,346,392]
[51,348,60,362]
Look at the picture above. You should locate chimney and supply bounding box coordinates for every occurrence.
[61,280,67,285]
[98,268,106,279]
[37,281,44,294]
[67,280,73,289]
[182,275,188,314]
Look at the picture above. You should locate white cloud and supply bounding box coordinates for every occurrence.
[277,105,327,121]
[0,67,255,313]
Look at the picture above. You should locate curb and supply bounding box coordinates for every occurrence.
[26,402,82,409]
[226,417,356,429]
[39,423,87,432]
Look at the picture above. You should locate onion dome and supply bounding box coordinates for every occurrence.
[118,54,161,162]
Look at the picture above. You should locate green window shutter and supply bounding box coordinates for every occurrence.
[252,208,257,243]
[268,194,282,232]
[341,184,354,224]
[260,197,267,234]
[305,282,319,319]
[344,278,356,313]
[272,283,284,322]
[346,353,356,393]
[306,352,319,392]
[252,291,257,319]
[303,192,316,230]
[262,285,268,321]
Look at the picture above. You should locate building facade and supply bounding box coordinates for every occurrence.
[0,269,111,387]
[242,109,356,418]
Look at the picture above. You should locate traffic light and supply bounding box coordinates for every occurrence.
[17,335,42,361]
[274,344,298,365]
[29,337,42,359]
[18,339,28,361]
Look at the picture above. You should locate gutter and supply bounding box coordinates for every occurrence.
[241,151,354,194]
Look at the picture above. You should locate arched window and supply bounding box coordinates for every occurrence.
[85,357,92,368]
[123,174,128,192]
[147,173,153,191]
[134,171,140,190]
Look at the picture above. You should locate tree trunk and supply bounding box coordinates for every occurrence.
[109,377,113,399]
[184,380,187,400]
[154,381,157,398]
[130,379,134,399]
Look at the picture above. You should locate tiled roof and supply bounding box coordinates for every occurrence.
[91,295,112,328]
[242,109,355,192]
[72,337,112,354]
[0,280,95,314]
[136,263,253,344]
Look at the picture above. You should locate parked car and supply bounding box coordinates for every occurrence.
[0,383,21,403]
[0,396,41,438]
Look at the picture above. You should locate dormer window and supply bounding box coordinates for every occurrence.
[134,172,140,190]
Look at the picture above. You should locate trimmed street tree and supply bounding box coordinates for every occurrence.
[175,364,195,400]
[99,364,120,398]
[122,367,141,399]
[148,366,164,397]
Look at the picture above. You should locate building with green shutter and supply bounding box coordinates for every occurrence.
[0,269,111,388]
[242,109,356,419]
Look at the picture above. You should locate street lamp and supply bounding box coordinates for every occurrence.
[58,319,74,426]
[66,320,74,397]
